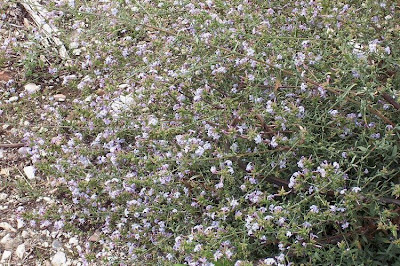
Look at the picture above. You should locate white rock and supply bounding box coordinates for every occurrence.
[51,251,67,266]
[52,239,63,249]
[21,231,29,238]
[24,83,40,94]
[69,42,79,49]
[1,250,12,262]
[23,166,36,180]
[2,124,11,130]
[16,243,25,259]
[43,197,53,203]
[0,193,7,201]
[0,168,10,177]
[111,94,135,114]
[53,94,66,102]
[18,147,30,156]
[17,218,24,229]
[84,96,92,102]
[68,237,78,246]
[0,233,14,250]
[72,49,81,56]
[0,150,3,159]
[118,83,129,89]
[0,222,17,232]
[0,233,12,244]
[8,96,18,102]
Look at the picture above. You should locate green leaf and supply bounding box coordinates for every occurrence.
[392,145,397,158]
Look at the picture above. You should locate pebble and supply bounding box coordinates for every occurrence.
[118,83,129,89]
[21,231,29,238]
[53,94,66,102]
[1,236,14,251]
[69,42,79,49]
[1,250,12,262]
[84,95,92,102]
[52,239,63,250]
[72,48,81,56]
[68,237,78,246]
[51,251,67,266]
[23,166,36,180]
[18,147,30,156]
[2,124,11,130]
[15,243,25,259]
[0,168,10,177]
[88,231,100,242]
[0,233,12,245]
[17,218,24,229]
[0,193,8,201]
[0,222,17,232]
[96,89,105,96]
[8,96,18,102]
[24,83,40,94]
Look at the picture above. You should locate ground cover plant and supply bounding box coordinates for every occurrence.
[1,0,400,265]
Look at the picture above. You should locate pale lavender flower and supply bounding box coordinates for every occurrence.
[309,205,319,213]
[54,220,65,230]
[341,221,349,229]
[214,250,223,261]
[263,258,277,265]
[254,134,262,144]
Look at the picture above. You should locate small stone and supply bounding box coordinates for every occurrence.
[53,94,66,102]
[16,243,25,259]
[0,233,14,250]
[51,251,67,266]
[0,222,17,232]
[96,89,105,96]
[2,124,11,130]
[118,83,129,89]
[0,168,10,177]
[52,240,63,250]
[8,96,18,102]
[0,71,12,82]
[1,250,12,262]
[21,231,29,238]
[24,83,40,94]
[68,237,78,246]
[18,147,30,156]
[23,166,36,180]
[84,95,92,102]
[88,231,100,242]
[69,42,79,49]
[0,233,12,245]
[17,218,24,229]
[0,193,8,201]
[23,18,30,28]
[72,49,81,56]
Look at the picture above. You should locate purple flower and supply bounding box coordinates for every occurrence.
[54,220,65,230]
[309,205,319,213]
[341,221,349,229]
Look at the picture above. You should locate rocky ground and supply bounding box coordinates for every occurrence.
[0,2,78,265]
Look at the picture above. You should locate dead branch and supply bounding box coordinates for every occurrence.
[0,143,25,148]
[19,0,69,59]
